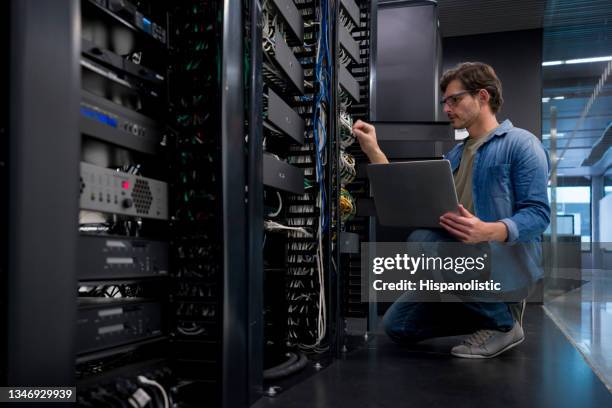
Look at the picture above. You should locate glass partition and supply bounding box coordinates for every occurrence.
[542,0,612,389]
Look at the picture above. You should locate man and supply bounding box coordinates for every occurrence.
[352,62,550,358]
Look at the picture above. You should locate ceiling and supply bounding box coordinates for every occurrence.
[437,0,546,38]
[540,0,612,175]
[436,0,612,39]
[435,0,612,176]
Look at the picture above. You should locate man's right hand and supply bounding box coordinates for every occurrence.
[352,120,389,164]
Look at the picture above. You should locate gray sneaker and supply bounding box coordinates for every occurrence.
[451,321,525,359]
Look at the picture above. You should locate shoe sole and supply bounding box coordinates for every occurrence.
[451,336,525,359]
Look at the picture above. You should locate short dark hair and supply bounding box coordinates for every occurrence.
[440,62,504,113]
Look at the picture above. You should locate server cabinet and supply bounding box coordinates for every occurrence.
[4,1,250,407]
[374,1,442,122]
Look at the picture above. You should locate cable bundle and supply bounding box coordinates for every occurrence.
[340,151,356,185]
[265,219,313,237]
[301,0,332,353]
[339,47,352,66]
[340,188,356,222]
[262,0,278,53]
[339,110,355,148]
[339,88,352,109]
[282,0,330,354]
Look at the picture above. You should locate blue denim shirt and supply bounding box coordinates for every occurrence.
[444,120,551,288]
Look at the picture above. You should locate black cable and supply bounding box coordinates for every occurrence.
[263,352,308,380]
[263,352,298,380]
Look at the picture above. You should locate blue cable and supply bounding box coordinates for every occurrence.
[312,0,332,231]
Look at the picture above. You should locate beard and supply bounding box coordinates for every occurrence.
[449,111,478,130]
[449,116,467,129]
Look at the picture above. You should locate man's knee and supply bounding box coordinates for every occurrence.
[382,303,422,344]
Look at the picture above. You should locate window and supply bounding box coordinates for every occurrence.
[547,184,591,251]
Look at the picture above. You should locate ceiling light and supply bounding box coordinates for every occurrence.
[553,96,565,100]
[566,56,612,64]
[542,56,612,66]
[542,97,550,103]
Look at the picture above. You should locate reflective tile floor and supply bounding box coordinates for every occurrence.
[544,268,612,391]
[254,305,612,408]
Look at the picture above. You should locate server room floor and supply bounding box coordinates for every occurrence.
[253,305,612,408]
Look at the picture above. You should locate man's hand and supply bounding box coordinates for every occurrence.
[352,120,389,164]
[439,205,508,243]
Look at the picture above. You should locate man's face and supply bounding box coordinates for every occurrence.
[442,79,481,129]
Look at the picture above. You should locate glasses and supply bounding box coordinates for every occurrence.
[439,90,475,107]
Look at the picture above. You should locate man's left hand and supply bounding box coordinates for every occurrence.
[439,205,508,243]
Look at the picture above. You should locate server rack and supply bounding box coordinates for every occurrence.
[251,0,371,398]
[335,0,375,347]
[4,0,249,406]
[3,0,375,405]
[166,1,248,406]
[257,0,331,386]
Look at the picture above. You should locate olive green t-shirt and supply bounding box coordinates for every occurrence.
[453,135,489,214]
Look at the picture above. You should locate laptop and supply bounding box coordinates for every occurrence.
[367,160,459,228]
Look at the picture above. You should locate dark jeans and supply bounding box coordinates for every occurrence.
[382,229,516,344]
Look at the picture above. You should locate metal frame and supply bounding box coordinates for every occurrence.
[0,0,9,385]
[221,0,249,406]
[339,64,361,102]
[369,0,378,121]
[6,0,80,386]
[248,0,265,403]
[330,0,342,358]
[267,89,305,144]
[367,0,379,333]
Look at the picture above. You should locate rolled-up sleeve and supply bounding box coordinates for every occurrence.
[500,137,551,242]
